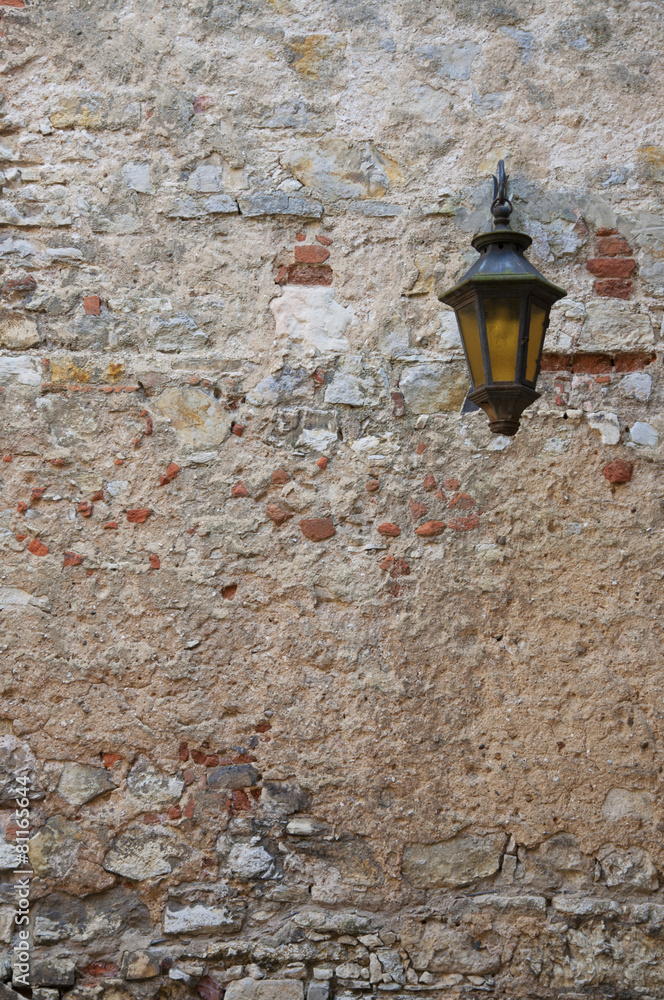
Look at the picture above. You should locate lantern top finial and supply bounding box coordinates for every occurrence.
[491,159,512,229]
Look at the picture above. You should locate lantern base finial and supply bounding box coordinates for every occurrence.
[467,384,540,437]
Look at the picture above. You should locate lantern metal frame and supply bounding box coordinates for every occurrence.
[439,161,567,436]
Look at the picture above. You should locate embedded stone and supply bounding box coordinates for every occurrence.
[602,788,654,823]
[271,286,352,353]
[122,162,153,194]
[154,386,232,449]
[226,980,303,1000]
[401,922,500,974]
[207,764,262,790]
[324,372,365,406]
[122,950,161,979]
[630,421,658,447]
[163,900,245,934]
[587,411,621,445]
[103,829,190,879]
[127,756,184,804]
[402,833,507,888]
[598,846,659,891]
[0,316,39,350]
[227,843,274,879]
[57,762,116,806]
[399,363,468,414]
[187,165,223,192]
[28,959,76,987]
[577,300,653,352]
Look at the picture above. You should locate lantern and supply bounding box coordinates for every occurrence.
[439,161,567,436]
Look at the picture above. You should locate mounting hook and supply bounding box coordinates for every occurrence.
[491,159,513,228]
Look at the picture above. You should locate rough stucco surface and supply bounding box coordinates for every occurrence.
[1,0,664,998]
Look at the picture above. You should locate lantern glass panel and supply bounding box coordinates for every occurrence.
[457,302,484,386]
[526,302,547,383]
[483,296,521,382]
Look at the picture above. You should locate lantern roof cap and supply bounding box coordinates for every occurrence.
[439,226,567,306]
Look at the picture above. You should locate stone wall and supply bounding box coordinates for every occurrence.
[1,0,664,998]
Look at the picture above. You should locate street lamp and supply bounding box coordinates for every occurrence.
[439,161,567,436]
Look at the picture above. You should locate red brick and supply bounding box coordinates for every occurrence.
[144,416,153,436]
[197,974,224,1000]
[184,799,196,819]
[294,245,330,264]
[416,442,427,455]
[366,479,380,492]
[167,806,182,820]
[313,368,326,386]
[295,232,306,241]
[63,551,84,567]
[90,490,104,502]
[1,275,36,294]
[183,769,196,785]
[409,499,428,520]
[596,227,618,237]
[232,424,244,437]
[449,513,481,531]
[271,469,290,485]
[389,558,410,578]
[190,749,207,764]
[415,520,446,537]
[231,481,249,498]
[602,459,633,485]
[586,258,636,278]
[285,263,333,286]
[0,2,26,10]
[595,235,632,256]
[78,501,93,517]
[316,234,333,246]
[2,455,11,462]
[594,279,632,299]
[423,474,436,492]
[113,458,123,466]
[149,554,161,569]
[391,391,406,416]
[143,813,160,824]
[17,501,27,513]
[27,538,48,556]
[571,353,613,374]
[275,265,289,284]
[15,534,26,542]
[221,584,237,600]
[229,789,252,812]
[540,354,573,372]
[448,491,475,510]
[193,95,213,113]
[102,753,122,768]
[166,462,181,479]
[31,487,46,501]
[127,508,151,523]
[81,963,119,979]
[266,503,293,525]
[377,522,400,537]
[159,474,171,486]
[317,456,328,469]
[50,457,64,466]
[595,375,611,384]
[299,517,335,541]
[442,478,461,491]
[255,720,272,732]
[179,742,190,761]
[103,520,118,530]
[613,352,656,372]
[84,295,101,315]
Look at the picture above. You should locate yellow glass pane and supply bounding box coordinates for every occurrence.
[526,303,547,383]
[483,297,521,382]
[457,303,484,387]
